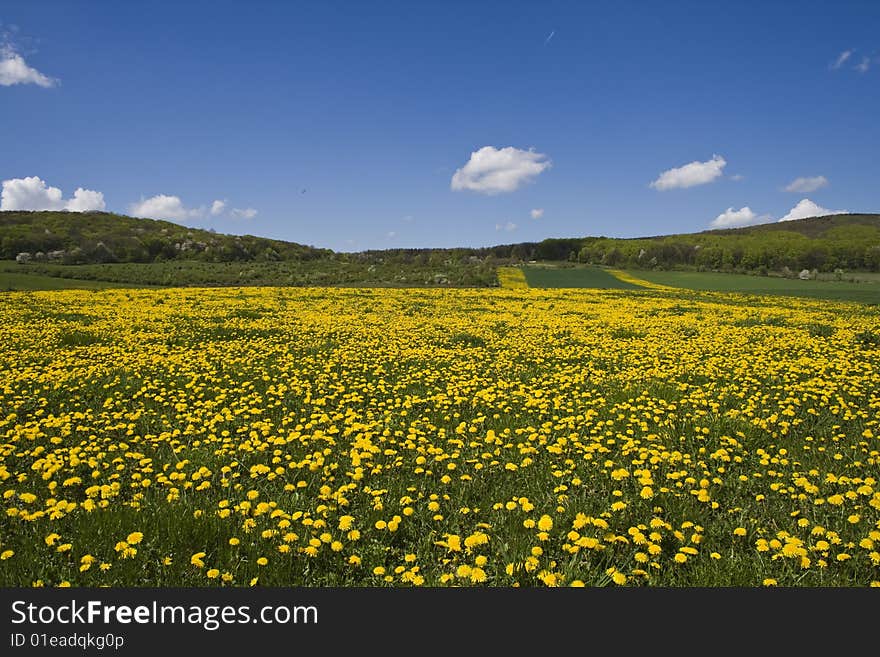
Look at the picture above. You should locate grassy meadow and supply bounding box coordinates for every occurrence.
[520,266,641,290]
[622,269,880,304]
[0,270,151,291]
[518,264,880,304]
[1,285,879,587]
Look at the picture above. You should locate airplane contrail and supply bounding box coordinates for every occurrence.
[544,30,555,45]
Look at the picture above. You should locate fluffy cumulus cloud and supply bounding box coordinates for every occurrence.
[0,176,104,211]
[65,188,106,212]
[128,194,204,221]
[451,146,551,195]
[710,206,765,229]
[650,154,726,191]
[0,45,57,87]
[779,198,847,222]
[129,194,257,221]
[784,175,828,193]
[530,208,544,219]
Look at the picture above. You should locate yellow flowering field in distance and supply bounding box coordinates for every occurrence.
[1,286,879,587]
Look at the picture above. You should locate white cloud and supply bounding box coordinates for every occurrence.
[386,231,396,239]
[783,175,828,193]
[650,154,726,191]
[230,207,257,219]
[451,146,551,195]
[65,188,106,212]
[0,45,56,87]
[495,222,517,232]
[831,49,853,70]
[530,208,544,219]
[730,174,745,181]
[710,206,767,229]
[0,176,104,211]
[129,195,256,221]
[128,194,204,221]
[855,56,870,73]
[779,198,847,222]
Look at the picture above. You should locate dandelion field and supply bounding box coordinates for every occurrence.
[1,286,879,587]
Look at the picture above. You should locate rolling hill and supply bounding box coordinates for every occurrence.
[0,210,330,264]
[1,211,879,290]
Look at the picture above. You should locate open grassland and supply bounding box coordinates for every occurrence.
[1,257,498,289]
[0,271,149,291]
[1,286,879,587]
[621,270,880,304]
[522,265,642,289]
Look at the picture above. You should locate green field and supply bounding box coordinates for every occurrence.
[0,270,149,291]
[521,266,643,289]
[0,258,497,289]
[624,270,880,304]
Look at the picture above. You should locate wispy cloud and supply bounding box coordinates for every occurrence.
[229,207,257,219]
[495,222,517,232]
[783,176,828,193]
[831,49,853,70]
[855,56,871,73]
[544,30,555,45]
[650,154,726,191]
[530,208,544,219]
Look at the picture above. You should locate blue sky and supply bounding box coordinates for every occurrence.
[1,0,878,251]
